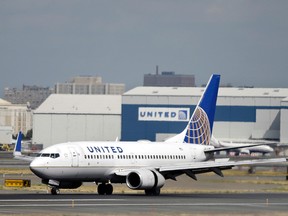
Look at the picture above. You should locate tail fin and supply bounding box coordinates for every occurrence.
[13,131,34,161]
[13,131,23,157]
[165,74,220,144]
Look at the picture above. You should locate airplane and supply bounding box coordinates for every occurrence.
[14,74,286,196]
[210,135,274,156]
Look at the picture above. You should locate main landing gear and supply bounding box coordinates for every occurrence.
[50,186,60,195]
[145,188,161,196]
[97,183,113,195]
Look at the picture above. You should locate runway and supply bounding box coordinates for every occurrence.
[1,159,288,215]
[0,193,287,215]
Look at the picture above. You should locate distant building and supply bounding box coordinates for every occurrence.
[0,98,32,137]
[33,94,121,148]
[144,70,195,87]
[0,126,13,144]
[4,85,53,109]
[55,76,125,95]
[122,86,288,144]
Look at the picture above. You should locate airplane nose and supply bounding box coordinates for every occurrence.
[29,160,37,173]
[29,159,45,178]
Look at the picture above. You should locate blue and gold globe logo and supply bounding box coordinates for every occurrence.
[178,110,188,120]
[184,107,211,145]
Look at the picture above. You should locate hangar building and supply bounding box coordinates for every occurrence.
[121,87,288,143]
[33,94,121,148]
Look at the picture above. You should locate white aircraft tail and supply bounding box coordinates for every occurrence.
[165,74,220,145]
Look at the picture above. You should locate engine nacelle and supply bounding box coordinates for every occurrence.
[126,169,165,190]
[240,149,250,155]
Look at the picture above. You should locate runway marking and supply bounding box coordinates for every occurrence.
[0,202,287,208]
[0,199,123,202]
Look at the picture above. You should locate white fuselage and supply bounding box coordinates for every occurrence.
[29,141,213,182]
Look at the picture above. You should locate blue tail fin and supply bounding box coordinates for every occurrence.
[183,74,220,145]
[14,131,22,154]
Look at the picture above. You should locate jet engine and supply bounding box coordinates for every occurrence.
[126,169,165,190]
[240,149,250,155]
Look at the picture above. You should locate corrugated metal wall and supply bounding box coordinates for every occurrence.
[33,114,121,148]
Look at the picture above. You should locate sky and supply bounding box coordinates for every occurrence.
[1,0,288,97]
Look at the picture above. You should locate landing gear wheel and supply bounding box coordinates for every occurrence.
[97,183,106,195]
[145,188,160,196]
[50,187,60,195]
[97,183,113,195]
[105,184,113,195]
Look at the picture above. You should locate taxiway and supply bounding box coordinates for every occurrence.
[0,193,287,215]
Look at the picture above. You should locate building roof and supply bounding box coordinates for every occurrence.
[34,94,121,114]
[124,87,288,98]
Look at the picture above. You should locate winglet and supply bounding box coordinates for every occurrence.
[13,131,23,156]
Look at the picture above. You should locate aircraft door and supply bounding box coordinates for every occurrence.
[131,153,137,165]
[69,147,79,167]
[190,146,196,161]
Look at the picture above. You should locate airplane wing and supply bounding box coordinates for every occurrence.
[204,143,274,153]
[113,157,286,181]
[13,131,34,162]
[159,157,287,173]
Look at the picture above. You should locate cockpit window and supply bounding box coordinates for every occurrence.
[38,153,60,158]
[50,153,60,159]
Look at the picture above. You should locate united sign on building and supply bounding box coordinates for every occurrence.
[121,86,288,143]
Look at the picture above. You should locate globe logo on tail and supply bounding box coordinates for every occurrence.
[184,107,211,145]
